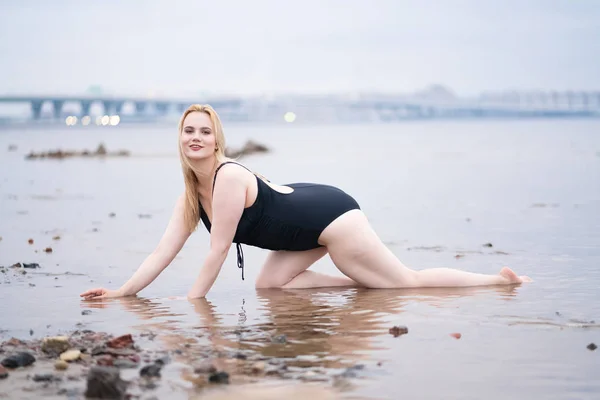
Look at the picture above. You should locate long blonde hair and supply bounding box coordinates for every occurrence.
[178,104,231,233]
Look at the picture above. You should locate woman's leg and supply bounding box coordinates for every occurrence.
[319,210,531,289]
[255,247,359,289]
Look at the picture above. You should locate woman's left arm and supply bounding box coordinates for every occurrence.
[187,166,248,299]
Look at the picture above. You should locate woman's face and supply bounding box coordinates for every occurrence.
[180,111,217,161]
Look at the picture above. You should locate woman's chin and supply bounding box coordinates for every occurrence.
[185,151,211,160]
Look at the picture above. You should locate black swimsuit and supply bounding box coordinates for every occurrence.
[199,161,361,280]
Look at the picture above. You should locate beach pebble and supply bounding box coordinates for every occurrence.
[482,243,493,247]
[1,352,36,368]
[32,373,59,382]
[55,360,69,370]
[44,247,53,253]
[42,336,70,355]
[60,349,81,362]
[140,363,161,378]
[194,360,217,374]
[113,359,138,369]
[587,343,597,351]
[95,355,114,366]
[389,326,408,337]
[251,361,266,374]
[23,263,40,269]
[81,310,92,315]
[208,371,229,384]
[28,239,34,245]
[271,334,287,344]
[0,365,8,379]
[84,366,128,399]
[450,333,462,339]
[106,334,133,349]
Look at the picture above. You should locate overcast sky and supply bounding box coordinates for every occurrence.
[1,0,599,97]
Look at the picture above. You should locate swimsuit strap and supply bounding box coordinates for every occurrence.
[211,161,254,281]
[212,161,255,195]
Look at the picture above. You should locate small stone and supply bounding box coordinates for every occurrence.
[251,361,266,374]
[208,371,229,384]
[55,360,69,370]
[81,310,92,315]
[52,235,61,240]
[482,243,493,248]
[113,359,138,369]
[1,352,36,368]
[44,247,53,253]
[28,239,34,244]
[0,365,8,379]
[140,363,161,378]
[109,213,116,218]
[23,263,40,269]
[29,283,35,287]
[106,334,133,349]
[60,349,81,362]
[194,360,217,374]
[42,336,70,356]
[587,343,597,351]
[95,355,113,366]
[29,329,34,335]
[32,373,59,382]
[84,366,128,400]
[389,326,408,337]
[271,334,287,344]
[450,333,462,339]
[234,352,247,360]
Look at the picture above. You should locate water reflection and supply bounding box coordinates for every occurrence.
[82,285,521,374]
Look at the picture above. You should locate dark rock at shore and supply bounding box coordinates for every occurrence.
[225,140,270,158]
[1,351,36,368]
[208,371,230,384]
[84,366,128,400]
[140,363,162,378]
[389,326,408,337]
[25,143,130,160]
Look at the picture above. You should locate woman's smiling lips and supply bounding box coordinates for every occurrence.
[189,144,203,151]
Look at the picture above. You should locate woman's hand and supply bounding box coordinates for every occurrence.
[79,288,124,300]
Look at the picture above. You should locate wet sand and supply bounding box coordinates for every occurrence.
[1,119,600,399]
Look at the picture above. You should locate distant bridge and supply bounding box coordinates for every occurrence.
[0,90,599,122]
[0,95,242,120]
[349,90,600,120]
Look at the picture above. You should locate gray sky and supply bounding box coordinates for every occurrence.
[1,0,599,97]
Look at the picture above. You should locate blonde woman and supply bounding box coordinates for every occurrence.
[81,105,531,300]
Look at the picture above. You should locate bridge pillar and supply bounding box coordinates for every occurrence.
[53,100,64,119]
[31,101,44,120]
[114,101,124,115]
[135,102,147,115]
[103,101,114,115]
[155,102,169,115]
[80,100,92,117]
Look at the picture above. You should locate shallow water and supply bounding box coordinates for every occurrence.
[1,118,600,399]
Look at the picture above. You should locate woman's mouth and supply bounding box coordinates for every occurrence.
[189,144,203,151]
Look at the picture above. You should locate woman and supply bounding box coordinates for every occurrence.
[80,104,531,300]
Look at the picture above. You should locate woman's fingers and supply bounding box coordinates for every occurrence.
[80,288,104,297]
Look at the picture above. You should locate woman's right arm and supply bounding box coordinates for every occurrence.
[80,193,192,299]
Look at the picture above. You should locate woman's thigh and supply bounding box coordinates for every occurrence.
[319,209,418,288]
[255,247,328,288]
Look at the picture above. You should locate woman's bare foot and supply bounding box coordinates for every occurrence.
[499,267,532,284]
